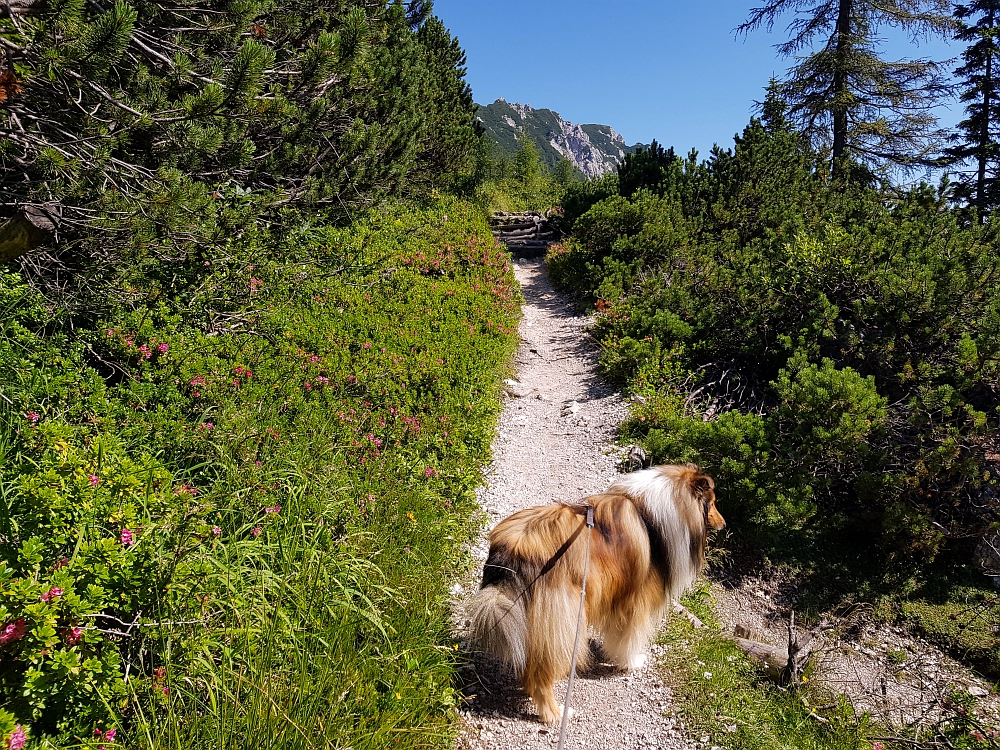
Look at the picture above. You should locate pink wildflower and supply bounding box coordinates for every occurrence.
[89,474,100,487]
[0,618,26,645]
[157,343,169,353]
[40,587,63,603]
[872,744,884,750]
[199,422,214,431]
[64,627,83,645]
[138,344,152,359]
[120,528,134,547]
[251,526,262,538]
[424,467,437,478]
[25,411,39,424]
[103,729,117,742]
[264,505,281,515]
[7,725,27,750]
[212,526,221,537]
[190,375,206,386]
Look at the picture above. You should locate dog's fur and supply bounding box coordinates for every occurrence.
[468,464,725,724]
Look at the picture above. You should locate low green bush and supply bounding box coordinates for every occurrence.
[0,199,519,748]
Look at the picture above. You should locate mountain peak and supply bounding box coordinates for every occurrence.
[477,100,644,179]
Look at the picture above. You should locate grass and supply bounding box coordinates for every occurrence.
[0,198,521,748]
[659,585,999,750]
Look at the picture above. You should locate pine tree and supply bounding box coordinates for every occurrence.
[947,0,1000,218]
[0,0,481,258]
[738,0,954,178]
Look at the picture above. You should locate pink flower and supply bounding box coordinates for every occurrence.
[424,467,437,478]
[0,618,26,645]
[157,343,169,353]
[64,627,83,645]
[103,729,117,741]
[25,411,39,424]
[138,344,152,359]
[120,528,134,547]
[872,744,884,750]
[251,526,262,538]
[89,474,100,487]
[199,422,214,431]
[190,376,206,386]
[7,725,27,750]
[264,505,281,515]
[41,587,63,603]
[212,526,221,537]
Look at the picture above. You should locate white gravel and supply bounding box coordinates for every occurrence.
[454,257,695,750]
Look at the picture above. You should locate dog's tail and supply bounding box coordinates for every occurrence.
[468,582,528,675]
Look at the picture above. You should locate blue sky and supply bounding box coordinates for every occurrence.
[433,0,959,158]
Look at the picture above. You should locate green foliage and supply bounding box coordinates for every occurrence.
[552,108,1000,575]
[0,200,520,747]
[1,1,481,262]
[738,1,955,175]
[947,0,1000,217]
[472,134,565,213]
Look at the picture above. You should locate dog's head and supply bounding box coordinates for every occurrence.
[690,471,725,531]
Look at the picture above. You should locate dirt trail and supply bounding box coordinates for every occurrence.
[454,257,695,750]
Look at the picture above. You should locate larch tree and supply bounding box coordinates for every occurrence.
[738,0,955,178]
[946,0,1000,219]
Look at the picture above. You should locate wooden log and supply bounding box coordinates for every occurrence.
[498,230,554,241]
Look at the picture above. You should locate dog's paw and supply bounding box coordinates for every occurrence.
[538,703,576,724]
[625,653,648,671]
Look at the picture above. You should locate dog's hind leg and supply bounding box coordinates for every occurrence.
[524,586,588,723]
[600,612,657,671]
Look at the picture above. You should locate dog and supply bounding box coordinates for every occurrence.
[468,464,725,724]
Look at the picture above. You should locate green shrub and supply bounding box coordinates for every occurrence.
[554,110,1000,576]
[0,199,519,747]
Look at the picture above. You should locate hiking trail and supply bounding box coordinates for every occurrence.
[454,256,696,750]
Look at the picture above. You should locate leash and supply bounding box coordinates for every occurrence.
[557,505,594,750]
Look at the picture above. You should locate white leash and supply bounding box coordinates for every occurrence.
[556,505,595,750]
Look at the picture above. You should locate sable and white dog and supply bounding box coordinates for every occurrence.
[468,464,725,724]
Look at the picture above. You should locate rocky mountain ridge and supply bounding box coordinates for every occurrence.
[477,98,644,179]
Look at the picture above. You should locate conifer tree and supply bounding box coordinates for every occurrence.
[738,0,954,177]
[0,0,479,258]
[946,0,1000,218]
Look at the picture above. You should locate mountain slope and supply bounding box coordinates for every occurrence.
[477,99,644,178]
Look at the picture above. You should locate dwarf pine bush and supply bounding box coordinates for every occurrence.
[551,102,1000,582]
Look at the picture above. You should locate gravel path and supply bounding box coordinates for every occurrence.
[454,257,695,750]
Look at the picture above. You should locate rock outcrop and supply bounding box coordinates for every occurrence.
[476,98,644,179]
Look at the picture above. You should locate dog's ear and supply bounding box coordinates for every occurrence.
[690,473,714,498]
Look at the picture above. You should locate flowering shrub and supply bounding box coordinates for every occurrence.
[1,200,519,747]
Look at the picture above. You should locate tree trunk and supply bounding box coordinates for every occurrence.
[831,0,854,179]
[978,9,994,222]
